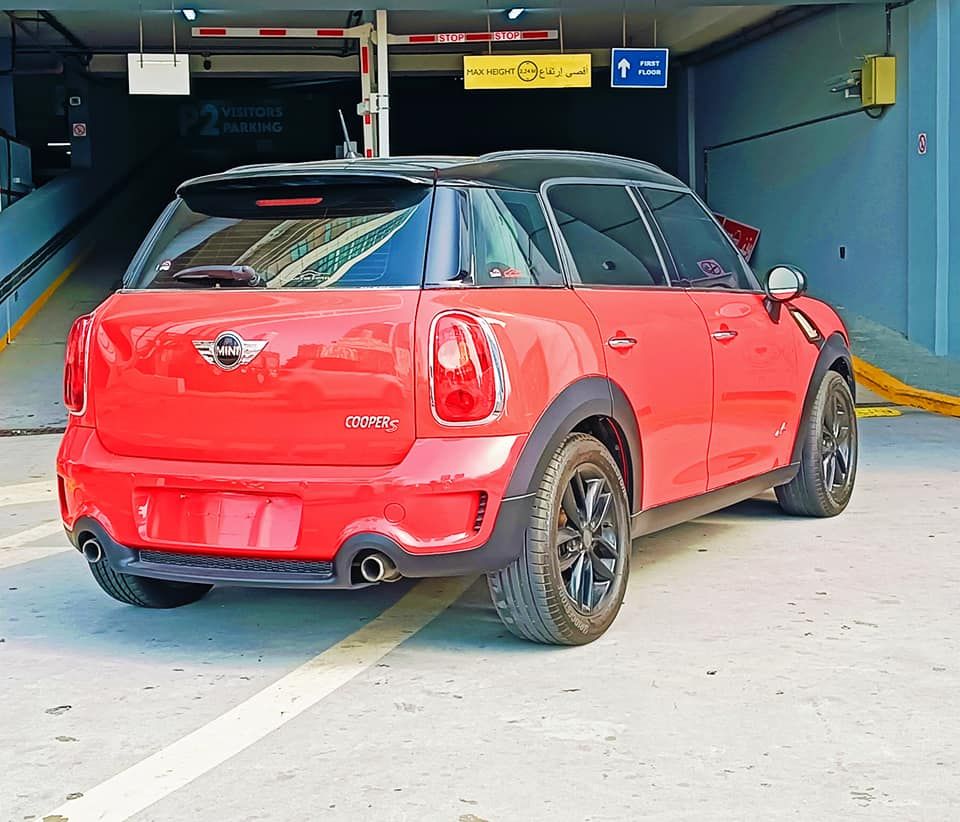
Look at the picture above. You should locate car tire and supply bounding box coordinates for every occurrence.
[487,433,631,645]
[89,561,212,608]
[776,371,858,517]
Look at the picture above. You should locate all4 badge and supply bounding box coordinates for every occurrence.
[697,259,725,277]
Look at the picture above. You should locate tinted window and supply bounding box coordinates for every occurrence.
[425,187,564,287]
[641,189,757,291]
[547,184,666,287]
[127,184,432,289]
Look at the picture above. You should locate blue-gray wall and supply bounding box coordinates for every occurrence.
[0,81,172,343]
[0,36,13,136]
[683,0,959,359]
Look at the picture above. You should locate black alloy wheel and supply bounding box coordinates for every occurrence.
[776,371,858,517]
[487,433,631,645]
[557,465,623,614]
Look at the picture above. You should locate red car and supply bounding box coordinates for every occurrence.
[57,151,858,645]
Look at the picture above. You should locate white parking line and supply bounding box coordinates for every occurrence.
[0,519,71,569]
[36,575,475,822]
[0,480,56,507]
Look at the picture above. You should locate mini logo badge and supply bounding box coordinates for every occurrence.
[192,332,267,371]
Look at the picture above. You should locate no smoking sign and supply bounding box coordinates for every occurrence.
[918,132,928,155]
[72,122,88,138]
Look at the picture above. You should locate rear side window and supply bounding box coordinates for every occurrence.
[547,184,667,287]
[641,189,757,291]
[127,183,433,290]
[425,187,564,287]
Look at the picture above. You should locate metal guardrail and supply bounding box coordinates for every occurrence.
[0,152,156,305]
[0,128,30,209]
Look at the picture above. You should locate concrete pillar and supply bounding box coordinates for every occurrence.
[947,0,960,358]
[906,0,958,358]
[675,67,696,191]
[906,0,938,352]
[0,36,14,136]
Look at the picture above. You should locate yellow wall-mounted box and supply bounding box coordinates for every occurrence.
[862,55,896,106]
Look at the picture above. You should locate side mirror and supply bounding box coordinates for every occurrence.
[764,265,807,303]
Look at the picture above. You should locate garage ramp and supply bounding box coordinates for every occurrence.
[0,168,170,433]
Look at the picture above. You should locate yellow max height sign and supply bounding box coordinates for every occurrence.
[464,54,592,90]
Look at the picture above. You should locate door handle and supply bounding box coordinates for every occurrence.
[711,329,738,341]
[607,337,637,350]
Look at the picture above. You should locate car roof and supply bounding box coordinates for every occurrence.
[178,150,685,195]
[438,151,684,189]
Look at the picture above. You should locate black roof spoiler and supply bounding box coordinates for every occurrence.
[177,167,438,198]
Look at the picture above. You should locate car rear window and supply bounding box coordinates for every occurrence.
[126,182,433,290]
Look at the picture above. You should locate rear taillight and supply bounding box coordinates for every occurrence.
[64,314,92,414]
[430,312,504,424]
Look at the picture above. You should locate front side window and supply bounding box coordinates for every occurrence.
[126,183,433,290]
[547,184,667,287]
[426,187,563,287]
[641,189,758,291]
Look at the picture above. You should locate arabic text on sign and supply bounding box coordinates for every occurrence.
[463,54,592,89]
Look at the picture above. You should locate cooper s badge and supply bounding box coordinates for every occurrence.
[192,331,267,371]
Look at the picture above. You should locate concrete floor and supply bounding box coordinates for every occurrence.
[2,411,959,821]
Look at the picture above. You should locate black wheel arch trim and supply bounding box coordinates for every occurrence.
[503,376,643,513]
[791,331,855,463]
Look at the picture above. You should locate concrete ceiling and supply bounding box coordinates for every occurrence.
[7,6,785,57]
[8,0,856,9]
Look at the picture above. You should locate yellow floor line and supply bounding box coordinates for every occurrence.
[854,355,960,418]
[0,480,57,507]
[0,245,94,355]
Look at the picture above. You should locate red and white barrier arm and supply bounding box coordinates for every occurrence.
[191,26,370,39]
[386,29,558,45]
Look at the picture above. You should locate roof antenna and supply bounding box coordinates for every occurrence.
[338,109,360,159]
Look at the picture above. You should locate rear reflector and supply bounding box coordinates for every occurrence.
[430,312,504,424]
[255,197,323,208]
[64,314,93,414]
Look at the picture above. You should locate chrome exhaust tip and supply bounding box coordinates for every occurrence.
[359,552,401,584]
[81,537,103,564]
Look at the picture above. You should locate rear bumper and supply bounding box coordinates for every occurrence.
[67,495,532,589]
[58,426,531,587]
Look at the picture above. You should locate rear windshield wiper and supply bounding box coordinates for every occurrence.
[171,265,265,287]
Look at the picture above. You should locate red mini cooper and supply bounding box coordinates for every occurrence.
[57,151,858,645]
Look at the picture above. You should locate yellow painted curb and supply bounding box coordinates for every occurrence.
[853,355,960,418]
[856,407,902,419]
[0,246,94,355]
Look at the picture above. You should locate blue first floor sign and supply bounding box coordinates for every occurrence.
[611,48,670,89]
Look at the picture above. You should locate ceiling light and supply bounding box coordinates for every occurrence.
[506,8,526,21]
[181,8,198,22]
[47,141,71,148]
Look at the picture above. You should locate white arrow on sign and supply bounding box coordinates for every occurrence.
[618,57,631,79]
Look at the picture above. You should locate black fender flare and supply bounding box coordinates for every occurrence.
[791,332,855,463]
[503,376,643,513]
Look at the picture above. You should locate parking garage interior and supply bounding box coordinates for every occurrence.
[2,3,960,819]
[3,3,960,416]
